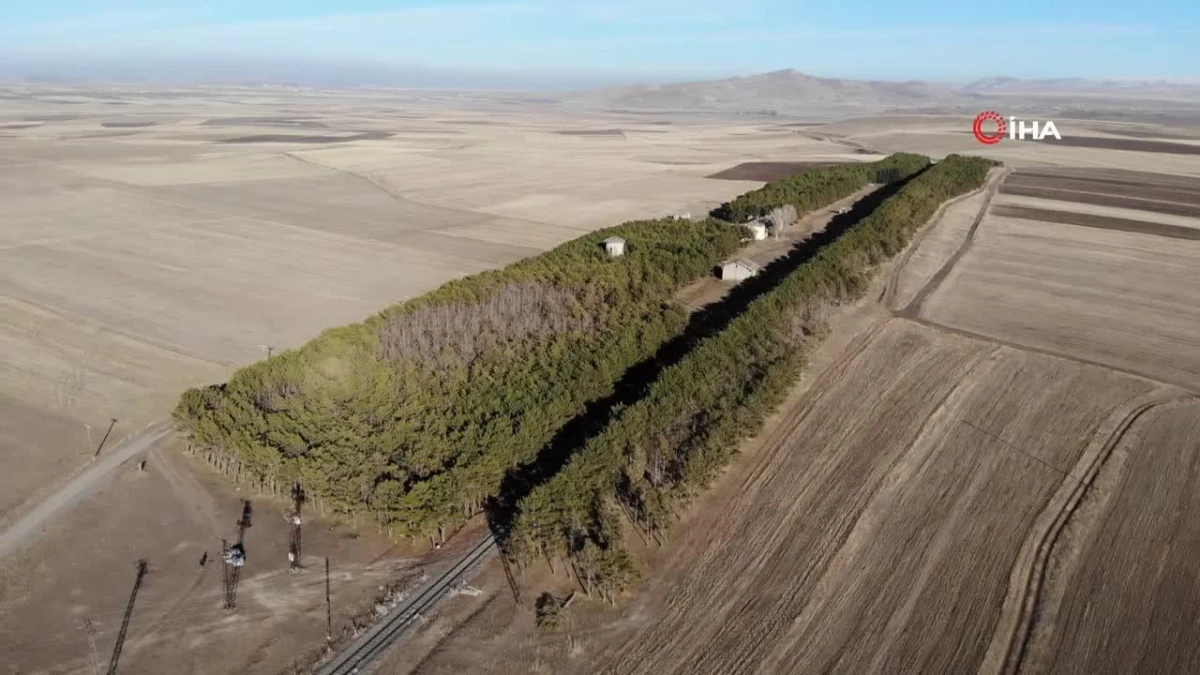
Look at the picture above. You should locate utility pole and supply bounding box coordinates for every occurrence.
[81,617,100,675]
[94,418,118,458]
[223,502,252,610]
[107,560,147,675]
[288,483,305,571]
[325,557,332,643]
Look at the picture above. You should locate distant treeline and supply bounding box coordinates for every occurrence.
[171,153,937,547]
[508,154,997,603]
[712,153,930,223]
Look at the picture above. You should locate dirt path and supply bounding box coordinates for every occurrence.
[899,167,1008,317]
[675,187,875,312]
[881,167,1006,310]
[0,421,170,558]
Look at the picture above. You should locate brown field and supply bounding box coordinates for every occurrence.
[400,162,1200,675]
[6,84,1200,675]
[706,161,844,181]
[1040,134,1200,155]
[999,169,1200,218]
[0,86,883,674]
[1018,399,1200,675]
[990,205,1200,240]
[919,214,1200,390]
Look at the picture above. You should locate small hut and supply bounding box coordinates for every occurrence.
[720,258,762,282]
[603,236,626,257]
[746,222,769,241]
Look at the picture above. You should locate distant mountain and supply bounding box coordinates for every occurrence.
[571,69,977,115]
[962,76,1200,93]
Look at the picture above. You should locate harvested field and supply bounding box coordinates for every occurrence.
[588,321,1156,675]
[887,167,1004,310]
[216,131,393,143]
[1042,134,1200,155]
[919,215,1200,390]
[555,129,626,136]
[1086,125,1200,141]
[0,86,864,674]
[991,204,1200,240]
[101,121,158,128]
[1018,399,1200,675]
[992,193,1200,230]
[706,161,839,181]
[200,117,329,127]
[1000,170,1200,218]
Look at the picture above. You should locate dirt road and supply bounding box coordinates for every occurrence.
[0,421,170,558]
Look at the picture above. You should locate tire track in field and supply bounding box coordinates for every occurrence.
[899,167,1008,318]
[987,388,1195,675]
[880,168,1004,310]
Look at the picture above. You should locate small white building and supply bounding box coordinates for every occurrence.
[720,258,762,282]
[746,222,769,241]
[603,236,626,257]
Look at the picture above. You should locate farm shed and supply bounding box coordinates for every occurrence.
[746,222,768,241]
[603,236,626,257]
[720,258,762,282]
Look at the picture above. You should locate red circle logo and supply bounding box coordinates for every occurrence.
[973,111,1007,145]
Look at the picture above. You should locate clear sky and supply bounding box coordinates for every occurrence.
[2,0,1197,85]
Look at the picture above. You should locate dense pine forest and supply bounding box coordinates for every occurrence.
[172,153,940,545]
[508,154,998,602]
[712,153,929,222]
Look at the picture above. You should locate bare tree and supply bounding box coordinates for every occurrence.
[765,204,798,234]
[378,282,593,369]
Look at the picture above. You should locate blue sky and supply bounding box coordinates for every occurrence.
[3,0,1197,83]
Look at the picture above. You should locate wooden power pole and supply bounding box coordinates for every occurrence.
[289,483,305,571]
[325,557,332,643]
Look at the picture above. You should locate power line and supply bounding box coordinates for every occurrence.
[958,419,1083,483]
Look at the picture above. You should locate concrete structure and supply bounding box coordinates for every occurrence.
[747,222,769,241]
[603,236,626,257]
[720,258,762,282]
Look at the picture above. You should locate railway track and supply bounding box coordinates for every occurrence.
[317,535,497,675]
